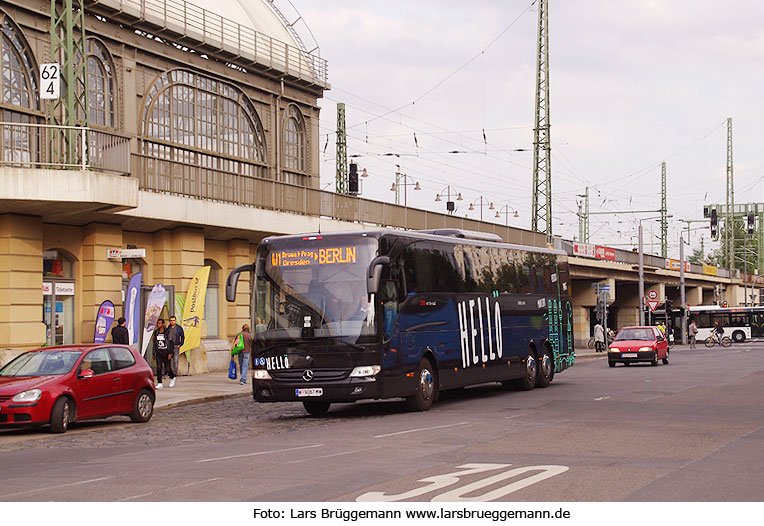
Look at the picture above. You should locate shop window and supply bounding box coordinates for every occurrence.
[42,249,75,346]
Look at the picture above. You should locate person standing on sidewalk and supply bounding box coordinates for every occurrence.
[688,319,698,349]
[152,319,175,389]
[111,317,129,345]
[166,315,185,388]
[593,322,605,353]
[233,324,252,385]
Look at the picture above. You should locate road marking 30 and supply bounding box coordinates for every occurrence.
[356,463,568,502]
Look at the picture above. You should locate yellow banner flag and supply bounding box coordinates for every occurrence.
[179,266,211,354]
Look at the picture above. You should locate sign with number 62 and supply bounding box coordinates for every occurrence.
[40,63,60,100]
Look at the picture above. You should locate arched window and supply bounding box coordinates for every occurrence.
[42,249,76,346]
[204,259,220,339]
[0,11,40,164]
[85,38,116,128]
[142,69,268,189]
[283,104,305,173]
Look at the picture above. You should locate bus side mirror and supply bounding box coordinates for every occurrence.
[367,256,390,297]
[226,264,254,302]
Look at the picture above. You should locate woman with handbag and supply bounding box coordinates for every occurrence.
[230,324,252,384]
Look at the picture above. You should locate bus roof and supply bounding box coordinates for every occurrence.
[259,229,567,257]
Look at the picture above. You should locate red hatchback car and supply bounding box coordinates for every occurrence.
[608,326,669,367]
[0,344,155,433]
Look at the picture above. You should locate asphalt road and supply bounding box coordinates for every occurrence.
[2,343,764,502]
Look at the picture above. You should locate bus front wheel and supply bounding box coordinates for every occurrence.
[514,348,537,391]
[406,358,437,411]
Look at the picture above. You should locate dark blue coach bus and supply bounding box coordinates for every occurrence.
[226,229,574,415]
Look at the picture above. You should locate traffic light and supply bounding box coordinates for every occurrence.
[348,162,359,194]
[595,298,605,322]
[747,213,755,235]
[710,208,718,239]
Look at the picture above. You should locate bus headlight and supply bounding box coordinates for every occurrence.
[349,365,381,378]
[253,369,272,380]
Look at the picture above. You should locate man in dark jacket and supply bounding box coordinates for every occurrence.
[111,317,129,344]
[166,316,185,387]
[152,319,174,389]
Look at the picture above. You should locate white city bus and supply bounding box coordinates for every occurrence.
[686,305,764,342]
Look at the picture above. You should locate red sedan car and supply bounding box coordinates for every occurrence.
[0,344,155,433]
[608,326,669,367]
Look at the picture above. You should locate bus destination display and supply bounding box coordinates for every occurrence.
[271,246,357,268]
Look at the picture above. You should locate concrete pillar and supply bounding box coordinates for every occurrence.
[226,238,252,340]
[687,286,703,307]
[153,227,206,374]
[81,223,123,343]
[0,214,45,359]
[572,306,590,349]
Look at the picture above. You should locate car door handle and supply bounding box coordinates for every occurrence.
[113,378,120,382]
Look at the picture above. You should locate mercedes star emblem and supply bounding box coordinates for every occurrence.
[302,369,314,382]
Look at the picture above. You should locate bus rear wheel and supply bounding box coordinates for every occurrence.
[303,401,331,416]
[535,347,553,388]
[406,357,437,411]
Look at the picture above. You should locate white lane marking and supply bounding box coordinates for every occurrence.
[1,476,114,499]
[594,396,610,401]
[504,413,531,420]
[119,477,222,501]
[195,444,323,463]
[287,446,381,464]
[374,421,470,439]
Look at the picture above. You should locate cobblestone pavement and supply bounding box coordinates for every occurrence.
[0,395,410,452]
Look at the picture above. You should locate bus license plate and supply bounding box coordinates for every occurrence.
[622,353,637,358]
[296,388,323,397]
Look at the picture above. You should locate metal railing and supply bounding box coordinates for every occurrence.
[557,238,734,278]
[132,153,545,244]
[0,122,131,175]
[89,0,328,86]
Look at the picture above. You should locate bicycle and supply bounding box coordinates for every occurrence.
[704,333,732,348]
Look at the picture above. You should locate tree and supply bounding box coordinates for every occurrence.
[688,247,705,265]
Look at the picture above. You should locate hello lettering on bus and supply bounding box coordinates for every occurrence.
[458,297,503,368]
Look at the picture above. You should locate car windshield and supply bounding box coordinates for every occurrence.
[255,236,378,344]
[614,328,655,341]
[0,350,82,376]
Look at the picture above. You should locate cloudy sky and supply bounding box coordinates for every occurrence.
[292,0,764,259]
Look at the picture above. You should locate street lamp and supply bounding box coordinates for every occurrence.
[467,196,494,222]
[435,185,463,215]
[495,205,519,226]
[389,165,420,207]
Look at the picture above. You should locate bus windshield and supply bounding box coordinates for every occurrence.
[255,237,378,343]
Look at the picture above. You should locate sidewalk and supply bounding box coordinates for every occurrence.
[154,373,251,410]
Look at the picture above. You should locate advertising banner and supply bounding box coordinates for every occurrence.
[595,246,616,261]
[702,264,718,276]
[125,272,142,346]
[140,283,167,357]
[572,243,596,258]
[179,266,211,355]
[93,300,115,344]
[665,259,691,272]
